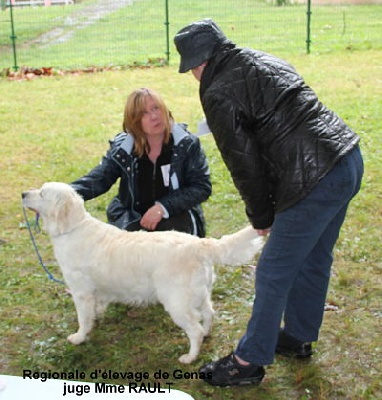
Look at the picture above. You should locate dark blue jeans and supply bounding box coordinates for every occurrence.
[235,145,364,365]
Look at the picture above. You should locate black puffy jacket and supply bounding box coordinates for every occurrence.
[200,42,360,229]
[71,123,211,237]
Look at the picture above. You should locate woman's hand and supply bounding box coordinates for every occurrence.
[140,204,164,231]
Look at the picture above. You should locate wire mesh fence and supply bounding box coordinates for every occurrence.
[0,0,381,71]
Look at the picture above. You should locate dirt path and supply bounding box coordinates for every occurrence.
[32,0,134,47]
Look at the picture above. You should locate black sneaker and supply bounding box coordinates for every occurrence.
[199,353,265,387]
[275,330,313,358]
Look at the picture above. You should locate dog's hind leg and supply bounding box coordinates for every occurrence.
[161,299,204,364]
[189,285,214,337]
[95,297,109,316]
[200,298,214,337]
[67,293,96,345]
[191,267,215,337]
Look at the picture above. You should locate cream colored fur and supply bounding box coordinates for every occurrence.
[22,182,263,363]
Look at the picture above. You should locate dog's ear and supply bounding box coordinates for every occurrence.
[45,189,86,236]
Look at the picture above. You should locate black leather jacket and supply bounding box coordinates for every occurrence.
[71,123,211,237]
[200,42,360,229]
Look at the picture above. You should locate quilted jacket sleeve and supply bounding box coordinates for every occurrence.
[202,85,275,229]
[70,143,121,201]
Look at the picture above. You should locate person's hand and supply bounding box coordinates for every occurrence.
[140,204,164,231]
[256,228,271,236]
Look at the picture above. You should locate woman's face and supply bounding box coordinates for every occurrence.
[141,96,166,138]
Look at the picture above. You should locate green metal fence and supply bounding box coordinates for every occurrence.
[1,0,381,71]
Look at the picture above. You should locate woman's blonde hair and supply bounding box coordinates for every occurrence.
[122,88,173,156]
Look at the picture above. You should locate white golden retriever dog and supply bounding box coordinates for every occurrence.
[22,182,263,363]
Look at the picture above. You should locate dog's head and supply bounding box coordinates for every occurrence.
[22,182,86,237]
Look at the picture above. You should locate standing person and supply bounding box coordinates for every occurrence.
[71,88,211,237]
[174,19,363,386]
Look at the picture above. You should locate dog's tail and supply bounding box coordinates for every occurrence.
[200,226,264,266]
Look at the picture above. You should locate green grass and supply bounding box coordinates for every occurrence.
[0,49,381,399]
[0,0,381,69]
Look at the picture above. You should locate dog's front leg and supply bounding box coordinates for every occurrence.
[67,293,96,345]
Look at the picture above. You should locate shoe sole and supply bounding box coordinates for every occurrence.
[204,375,264,387]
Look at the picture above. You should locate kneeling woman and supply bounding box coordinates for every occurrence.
[71,88,211,237]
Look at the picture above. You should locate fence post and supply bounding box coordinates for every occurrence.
[9,1,18,71]
[164,0,170,64]
[306,0,312,54]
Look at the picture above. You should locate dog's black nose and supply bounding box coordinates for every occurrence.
[22,192,27,199]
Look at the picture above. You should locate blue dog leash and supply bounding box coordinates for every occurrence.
[22,206,65,285]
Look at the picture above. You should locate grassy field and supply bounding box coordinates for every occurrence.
[0,48,381,399]
[0,0,381,70]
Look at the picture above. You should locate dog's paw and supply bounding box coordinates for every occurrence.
[178,353,196,364]
[67,333,85,345]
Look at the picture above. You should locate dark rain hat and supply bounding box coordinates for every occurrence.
[174,19,227,73]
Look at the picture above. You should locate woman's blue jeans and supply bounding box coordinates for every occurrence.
[235,146,364,365]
